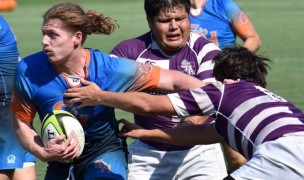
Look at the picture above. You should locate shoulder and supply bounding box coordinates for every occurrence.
[110,32,151,59]
[17,51,48,72]
[189,32,221,53]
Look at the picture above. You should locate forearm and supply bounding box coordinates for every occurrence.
[97,91,176,116]
[13,118,48,161]
[131,124,224,146]
[243,36,262,52]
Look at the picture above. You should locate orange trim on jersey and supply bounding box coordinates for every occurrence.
[0,0,16,11]
[232,11,255,39]
[128,65,161,92]
[11,92,36,124]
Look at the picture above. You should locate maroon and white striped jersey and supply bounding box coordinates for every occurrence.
[110,31,221,150]
[168,80,304,158]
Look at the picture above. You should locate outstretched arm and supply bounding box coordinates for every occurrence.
[64,67,206,109]
[65,79,177,116]
[118,119,224,146]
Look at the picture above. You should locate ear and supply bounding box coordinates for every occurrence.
[73,31,82,46]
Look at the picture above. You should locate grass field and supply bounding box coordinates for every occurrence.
[2,0,304,179]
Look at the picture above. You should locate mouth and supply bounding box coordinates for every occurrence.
[167,34,180,41]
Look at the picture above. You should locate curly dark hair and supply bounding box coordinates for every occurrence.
[213,45,272,87]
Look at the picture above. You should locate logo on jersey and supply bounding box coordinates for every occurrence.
[179,59,195,76]
[139,62,153,73]
[7,154,16,164]
[239,12,248,24]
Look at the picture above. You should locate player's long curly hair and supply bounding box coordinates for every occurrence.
[213,45,272,87]
[42,2,118,44]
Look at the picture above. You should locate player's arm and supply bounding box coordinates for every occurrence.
[64,67,206,108]
[13,116,79,162]
[232,11,262,52]
[119,119,224,146]
[12,117,48,161]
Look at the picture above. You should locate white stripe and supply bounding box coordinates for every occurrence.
[197,43,220,64]
[188,32,200,49]
[190,88,215,115]
[227,95,275,150]
[255,117,303,145]
[197,60,214,74]
[241,106,292,158]
[167,93,189,116]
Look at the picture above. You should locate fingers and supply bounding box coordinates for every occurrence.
[44,131,81,161]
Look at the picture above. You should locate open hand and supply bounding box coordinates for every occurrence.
[64,79,102,108]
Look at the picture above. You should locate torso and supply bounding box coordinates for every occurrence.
[110,31,221,150]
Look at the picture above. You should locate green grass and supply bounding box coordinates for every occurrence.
[2,0,304,179]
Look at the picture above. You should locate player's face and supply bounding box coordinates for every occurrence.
[148,6,190,55]
[41,19,77,64]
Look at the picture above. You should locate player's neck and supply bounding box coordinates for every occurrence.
[56,49,88,78]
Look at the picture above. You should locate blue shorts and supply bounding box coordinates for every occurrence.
[0,106,36,170]
[45,145,127,180]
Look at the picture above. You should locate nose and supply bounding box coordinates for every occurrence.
[42,35,49,46]
[169,19,178,30]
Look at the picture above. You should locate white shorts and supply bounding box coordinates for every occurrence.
[127,140,227,180]
[231,132,304,180]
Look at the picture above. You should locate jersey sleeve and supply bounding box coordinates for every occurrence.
[11,62,36,124]
[222,0,242,22]
[101,55,161,93]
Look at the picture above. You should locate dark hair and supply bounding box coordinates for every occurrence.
[213,45,272,87]
[43,2,118,44]
[144,0,190,19]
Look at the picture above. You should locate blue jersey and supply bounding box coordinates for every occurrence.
[0,15,19,106]
[11,48,161,161]
[190,0,242,49]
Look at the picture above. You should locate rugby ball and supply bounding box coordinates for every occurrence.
[41,110,85,161]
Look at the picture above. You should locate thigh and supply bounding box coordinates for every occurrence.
[0,170,13,180]
[12,166,36,180]
[83,148,127,180]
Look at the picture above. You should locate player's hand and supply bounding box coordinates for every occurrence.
[44,131,79,162]
[64,79,102,108]
[118,119,145,139]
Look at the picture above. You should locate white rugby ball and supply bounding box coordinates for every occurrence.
[41,110,85,161]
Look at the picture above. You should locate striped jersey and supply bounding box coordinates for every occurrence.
[11,48,161,159]
[0,15,19,106]
[190,0,242,49]
[110,31,221,150]
[168,80,304,159]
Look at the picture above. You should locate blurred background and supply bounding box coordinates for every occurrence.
[2,0,304,179]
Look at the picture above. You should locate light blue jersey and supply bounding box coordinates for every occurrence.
[12,48,161,179]
[0,15,35,170]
